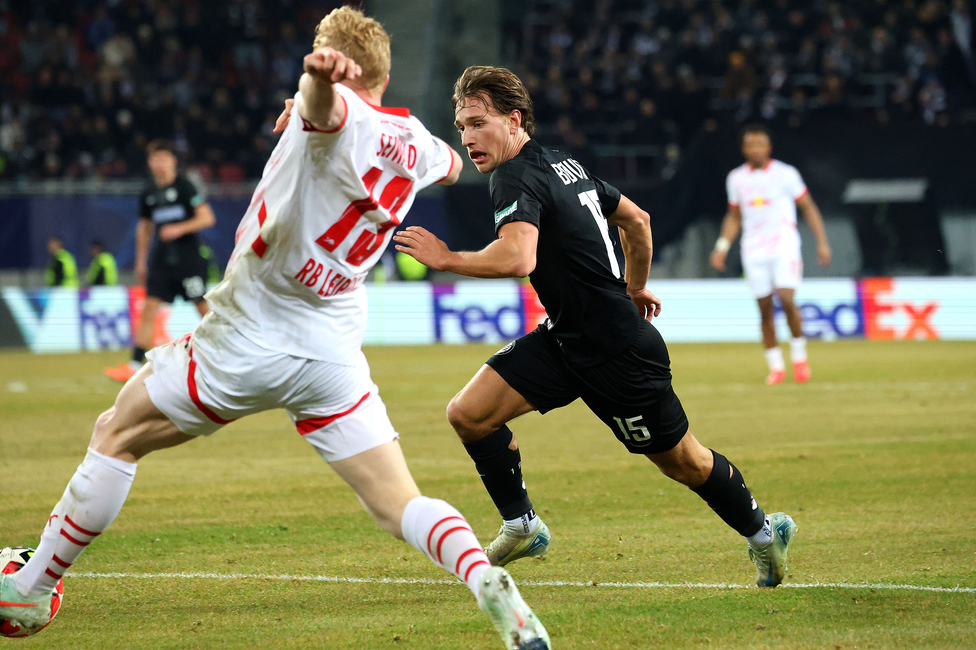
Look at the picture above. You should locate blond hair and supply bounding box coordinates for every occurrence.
[312,6,390,93]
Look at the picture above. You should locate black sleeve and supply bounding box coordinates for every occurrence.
[138,191,151,220]
[178,177,205,209]
[592,175,622,217]
[51,259,64,285]
[489,162,544,234]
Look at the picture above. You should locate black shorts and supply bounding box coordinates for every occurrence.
[486,320,690,455]
[146,255,208,304]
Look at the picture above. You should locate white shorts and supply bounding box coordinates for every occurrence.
[742,253,803,299]
[144,313,398,463]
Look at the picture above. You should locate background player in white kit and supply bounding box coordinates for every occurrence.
[0,8,550,649]
[710,124,832,385]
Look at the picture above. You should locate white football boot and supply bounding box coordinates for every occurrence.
[749,512,797,588]
[0,571,55,635]
[477,566,551,650]
[484,519,551,567]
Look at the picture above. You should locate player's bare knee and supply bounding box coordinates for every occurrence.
[90,408,118,446]
[446,396,488,441]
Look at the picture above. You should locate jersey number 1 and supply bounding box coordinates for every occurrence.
[578,190,621,278]
[316,167,414,266]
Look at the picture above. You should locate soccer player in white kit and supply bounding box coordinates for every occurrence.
[0,9,550,649]
[710,124,832,385]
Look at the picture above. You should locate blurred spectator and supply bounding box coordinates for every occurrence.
[45,236,79,287]
[86,240,119,286]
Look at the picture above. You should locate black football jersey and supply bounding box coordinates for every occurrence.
[490,139,642,366]
[139,175,205,266]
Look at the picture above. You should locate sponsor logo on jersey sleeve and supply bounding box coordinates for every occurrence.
[494,200,518,224]
[151,205,187,223]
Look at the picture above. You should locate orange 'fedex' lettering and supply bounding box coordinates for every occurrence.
[861,278,939,340]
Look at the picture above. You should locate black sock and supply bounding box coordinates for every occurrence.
[132,346,147,363]
[691,450,766,537]
[463,426,533,520]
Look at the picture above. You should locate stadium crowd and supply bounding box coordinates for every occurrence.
[0,0,355,181]
[1,0,974,182]
[513,0,976,173]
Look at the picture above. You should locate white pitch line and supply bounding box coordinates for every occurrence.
[680,381,972,393]
[68,572,976,594]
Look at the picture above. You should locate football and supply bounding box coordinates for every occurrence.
[0,547,63,638]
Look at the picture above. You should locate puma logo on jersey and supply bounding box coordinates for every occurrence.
[377,133,417,169]
[495,200,518,223]
[550,159,589,185]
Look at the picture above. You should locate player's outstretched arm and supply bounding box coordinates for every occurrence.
[609,195,661,321]
[710,206,742,272]
[435,140,464,186]
[393,222,537,278]
[797,193,832,267]
[296,47,362,132]
[159,203,216,243]
[134,218,154,286]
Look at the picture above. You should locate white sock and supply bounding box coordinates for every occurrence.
[400,496,490,598]
[764,346,785,371]
[790,337,807,363]
[15,448,136,597]
[746,515,772,550]
[503,512,540,536]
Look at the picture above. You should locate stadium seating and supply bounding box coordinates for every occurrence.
[0,0,973,182]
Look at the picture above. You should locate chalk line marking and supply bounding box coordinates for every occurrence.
[68,572,975,594]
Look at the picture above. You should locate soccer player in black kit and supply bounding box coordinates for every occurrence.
[105,140,216,383]
[394,66,797,588]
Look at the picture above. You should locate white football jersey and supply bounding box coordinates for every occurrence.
[726,159,807,259]
[206,83,455,363]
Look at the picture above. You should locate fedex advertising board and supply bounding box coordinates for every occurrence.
[777,279,862,341]
[432,281,525,344]
[0,286,204,353]
[2,278,975,352]
[859,277,975,340]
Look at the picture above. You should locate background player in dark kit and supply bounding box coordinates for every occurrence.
[394,66,797,588]
[105,140,216,383]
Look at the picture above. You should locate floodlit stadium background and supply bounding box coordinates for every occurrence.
[1,0,975,348]
[1,3,975,649]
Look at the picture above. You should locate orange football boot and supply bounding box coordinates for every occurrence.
[104,363,137,383]
[793,360,812,383]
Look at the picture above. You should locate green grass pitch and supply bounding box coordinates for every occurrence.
[1,340,974,649]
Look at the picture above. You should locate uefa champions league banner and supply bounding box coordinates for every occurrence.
[0,286,205,353]
[2,278,975,352]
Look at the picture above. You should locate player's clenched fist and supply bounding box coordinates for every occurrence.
[304,47,362,84]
